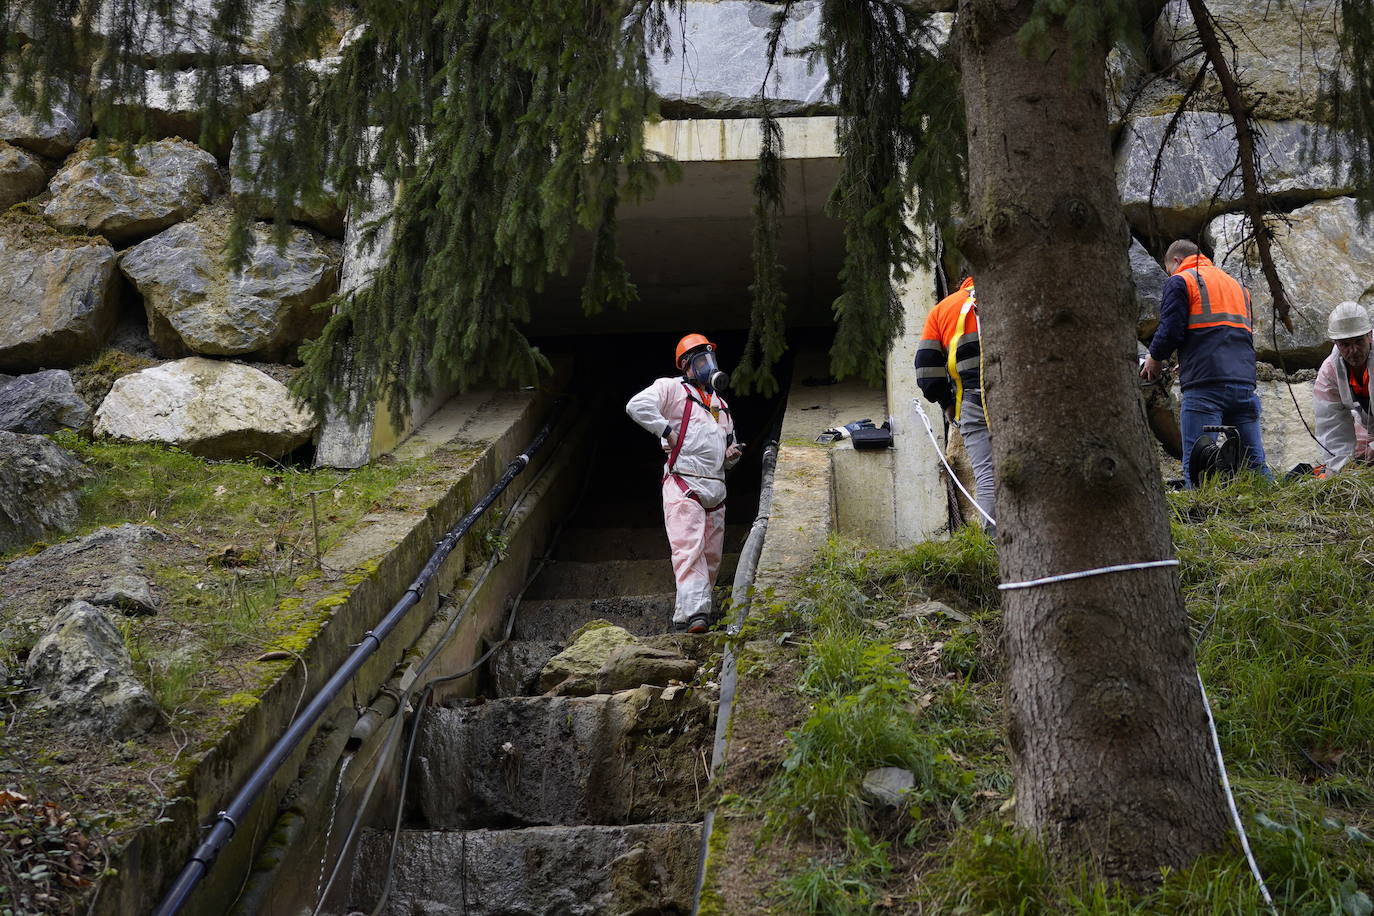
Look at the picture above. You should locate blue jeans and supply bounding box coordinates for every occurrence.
[1180,383,1272,487]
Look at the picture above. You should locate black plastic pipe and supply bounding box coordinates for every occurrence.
[151,404,562,916]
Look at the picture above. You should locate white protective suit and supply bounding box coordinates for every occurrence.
[1313,345,1372,473]
[626,377,739,626]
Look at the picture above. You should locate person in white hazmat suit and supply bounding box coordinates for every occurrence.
[1313,301,1373,473]
[626,334,743,633]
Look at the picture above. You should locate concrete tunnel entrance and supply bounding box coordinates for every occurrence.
[338,123,849,913]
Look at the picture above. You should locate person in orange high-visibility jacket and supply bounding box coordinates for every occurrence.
[1141,239,1271,485]
[915,276,995,528]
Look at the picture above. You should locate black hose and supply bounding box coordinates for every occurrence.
[151,402,563,916]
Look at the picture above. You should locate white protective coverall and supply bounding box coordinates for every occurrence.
[1313,345,1373,473]
[626,377,739,626]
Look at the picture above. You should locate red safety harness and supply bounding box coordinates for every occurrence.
[663,382,727,513]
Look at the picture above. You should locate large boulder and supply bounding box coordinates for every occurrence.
[0,139,46,209]
[1153,0,1339,121]
[0,77,91,158]
[1256,374,1322,474]
[0,210,119,372]
[1116,113,1352,241]
[96,65,272,158]
[44,138,221,245]
[93,357,316,459]
[231,109,344,236]
[1129,237,1169,340]
[120,202,341,360]
[0,431,87,554]
[1204,197,1374,368]
[0,525,169,644]
[90,0,284,67]
[539,623,698,696]
[25,601,161,738]
[648,0,832,116]
[0,370,91,433]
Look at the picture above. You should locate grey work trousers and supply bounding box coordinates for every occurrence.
[956,393,996,531]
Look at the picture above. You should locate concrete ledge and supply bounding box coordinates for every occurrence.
[96,390,558,915]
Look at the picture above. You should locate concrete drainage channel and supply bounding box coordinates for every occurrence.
[262,395,768,916]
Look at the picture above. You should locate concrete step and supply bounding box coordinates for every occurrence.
[553,525,749,562]
[512,594,678,641]
[524,555,740,600]
[347,823,700,916]
[411,687,712,829]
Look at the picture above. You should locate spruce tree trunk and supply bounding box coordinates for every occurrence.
[955,0,1230,881]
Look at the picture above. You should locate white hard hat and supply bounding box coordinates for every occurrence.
[1328,301,1372,339]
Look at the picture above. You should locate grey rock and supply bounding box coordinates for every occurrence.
[1256,377,1321,474]
[649,1,832,116]
[25,601,161,738]
[0,369,91,433]
[489,639,564,697]
[539,624,639,694]
[1153,0,1339,121]
[0,430,87,554]
[0,211,119,373]
[89,0,284,67]
[94,357,316,459]
[413,686,712,829]
[0,139,45,209]
[120,202,341,359]
[1116,113,1353,241]
[350,823,700,916]
[1204,197,1374,367]
[0,525,167,642]
[862,766,916,807]
[44,138,221,245]
[96,65,272,158]
[1129,237,1169,340]
[0,76,91,157]
[231,110,344,236]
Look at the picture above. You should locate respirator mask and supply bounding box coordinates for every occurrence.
[683,347,730,392]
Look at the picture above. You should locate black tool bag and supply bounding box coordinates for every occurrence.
[850,421,893,450]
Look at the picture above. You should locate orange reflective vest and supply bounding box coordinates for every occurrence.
[1174,254,1253,333]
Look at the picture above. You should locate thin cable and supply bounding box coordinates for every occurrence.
[1196,668,1276,911]
[308,711,406,916]
[998,559,1180,591]
[914,398,997,527]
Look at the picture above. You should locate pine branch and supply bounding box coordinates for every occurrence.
[1183,0,1294,332]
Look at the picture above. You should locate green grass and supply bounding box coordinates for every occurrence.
[747,472,1374,914]
[4,432,436,718]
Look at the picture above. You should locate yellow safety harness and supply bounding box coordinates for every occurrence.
[946,285,977,422]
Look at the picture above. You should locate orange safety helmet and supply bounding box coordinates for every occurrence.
[675,333,715,370]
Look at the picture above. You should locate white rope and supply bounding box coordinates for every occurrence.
[913,398,997,527]
[997,559,1180,591]
[913,399,1271,902]
[1196,668,1277,910]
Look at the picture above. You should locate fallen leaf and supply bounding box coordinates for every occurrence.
[213,485,228,498]
[894,640,916,651]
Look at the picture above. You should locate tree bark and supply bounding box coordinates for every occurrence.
[955,0,1230,882]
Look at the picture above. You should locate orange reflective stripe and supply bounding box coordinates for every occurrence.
[1182,267,1252,332]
